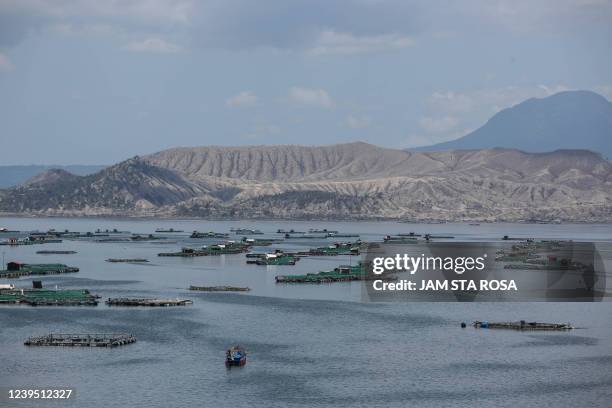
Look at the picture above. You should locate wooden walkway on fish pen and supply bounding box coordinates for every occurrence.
[105,297,193,306]
[24,333,136,347]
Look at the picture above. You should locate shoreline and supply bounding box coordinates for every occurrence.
[0,213,608,225]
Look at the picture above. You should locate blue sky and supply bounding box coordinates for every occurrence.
[0,0,611,165]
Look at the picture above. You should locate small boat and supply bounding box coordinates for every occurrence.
[155,228,184,233]
[0,228,19,233]
[225,346,247,367]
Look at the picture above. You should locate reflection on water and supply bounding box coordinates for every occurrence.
[1,218,611,407]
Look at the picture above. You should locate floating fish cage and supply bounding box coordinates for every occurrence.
[25,333,136,347]
[189,285,250,292]
[158,243,250,257]
[36,250,77,255]
[0,288,98,306]
[247,254,298,265]
[473,321,573,330]
[0,263,79,279]
[275,264,367,283]
[105,297,193,306]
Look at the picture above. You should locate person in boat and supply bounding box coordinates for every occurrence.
[226,345,246,366]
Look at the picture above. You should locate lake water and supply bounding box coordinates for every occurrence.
[1,218,611,407]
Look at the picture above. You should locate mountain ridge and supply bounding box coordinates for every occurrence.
[1,143,609,222]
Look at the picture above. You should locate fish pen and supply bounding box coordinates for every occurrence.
[246,253,298,265]
[0,288,99,306]
[189,285,250,292]
[275,264,369,283]
[105,258,149,263]
[299,242,361,256]
[473,321,573,330]
[36,250,77,254]
[105,297,193,306]
[158,243,250,257]
[0,263,79,279]
[190,231,229,238]
[24,333,136,347]
[241,237,280,246]
[156,228,184,233]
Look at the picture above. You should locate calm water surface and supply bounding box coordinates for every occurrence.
[1,218,611,407]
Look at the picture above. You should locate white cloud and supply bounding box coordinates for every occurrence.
[50,22,122,37]
[595,85,612,100]
[0,53,13,71]
[426,84,573,117]
[427,91,476,114]
[122,38,182,53]
[536,84,571,97]
[289,87,333,108]
[308,30,415,55]
[346,115,371,129]
[466,0,612,34]
[419,116,460,134]
[2,0,612,51]
[226,91,258,107]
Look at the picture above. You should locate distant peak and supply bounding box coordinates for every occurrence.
[22,168,78,187]
[523,89,610,105]
[412,89,612,157]
[550,89,608,99]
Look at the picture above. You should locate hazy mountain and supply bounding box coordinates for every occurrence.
[0,158,211,215]
[22,169,81,187]
[1,143,609,222]
[415,91,612,158]
[0,165,105,188]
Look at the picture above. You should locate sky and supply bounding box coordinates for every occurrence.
[0,0,611,165]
